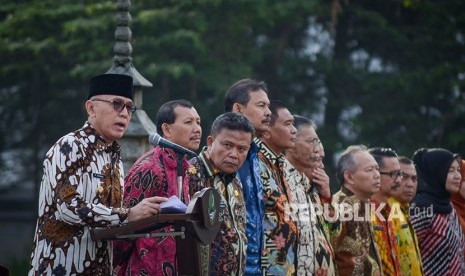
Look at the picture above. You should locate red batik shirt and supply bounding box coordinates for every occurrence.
[113,146,191,276]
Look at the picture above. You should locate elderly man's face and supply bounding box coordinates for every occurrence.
[288,125,322,169]
[346,151,381,200]
[207,128,252,174]
[87,95,133,143]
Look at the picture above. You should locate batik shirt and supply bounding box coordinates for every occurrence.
[29,122,125,275]
[188,148,247,275]
[113,146,191,276]
[387,198,423,276]
[280,159,314,275]
[371,199,401,276]
[255,138,297,275]
[306,181,338,276]
[236,141,265,274]
[331,187,382,276]
[411,207,465,275]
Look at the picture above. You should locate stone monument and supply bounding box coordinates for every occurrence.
[106,0,156,172]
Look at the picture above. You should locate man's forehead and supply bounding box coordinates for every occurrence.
[355,151,376,167]
[174,106,197,117]
[276,108,293,121]
[95,94,132,102]
[297,125,317,137]
[248,90,269,103]
[216,128,252,140]
[400,163,416,173]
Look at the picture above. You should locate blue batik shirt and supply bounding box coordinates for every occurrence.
[237,141,265,275]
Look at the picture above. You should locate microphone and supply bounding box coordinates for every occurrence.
[148,133,198,157]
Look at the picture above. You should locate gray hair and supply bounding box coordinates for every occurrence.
[336,145,368,185]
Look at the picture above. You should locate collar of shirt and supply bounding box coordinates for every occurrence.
[253,137,285,167]
[199,147,237,183]
[83,121,121,154]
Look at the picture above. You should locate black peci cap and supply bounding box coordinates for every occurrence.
[88,74,134,100]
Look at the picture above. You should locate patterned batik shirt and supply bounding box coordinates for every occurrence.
[112,146,191,276]
[411,206,465,275]
[188,148,247,275]
[371,199,401,276]
[280,159,314,275]
[331,186,382,276]
[255,138,297,275]
[387,198,423,276]
[29,122,125,275]
[236,141,265,275]
[305,181,338,276]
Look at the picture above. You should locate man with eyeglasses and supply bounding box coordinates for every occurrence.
[285,115,337,275]
[389,156,424,275]
[29,74,167,275]
[368,147,402,276]
[113,99,202,275]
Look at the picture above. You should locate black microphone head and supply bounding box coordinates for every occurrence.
[148,133,162,146]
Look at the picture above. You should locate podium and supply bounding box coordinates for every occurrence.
[91,188,221,275]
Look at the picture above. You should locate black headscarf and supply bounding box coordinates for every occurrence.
[412,148,457,214]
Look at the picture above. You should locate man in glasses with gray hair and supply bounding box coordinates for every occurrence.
[29,74,166,275]
[285,115,337,275]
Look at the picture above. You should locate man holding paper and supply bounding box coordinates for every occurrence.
[113,99,202,276]
[188,112,254,275]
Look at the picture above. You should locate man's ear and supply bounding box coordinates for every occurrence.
[161,123,171,139]
[232,103,242,113]
[206,135,214,148]
[85,100,95,117]
[343,170,352,185]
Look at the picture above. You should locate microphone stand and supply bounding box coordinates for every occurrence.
[176,153,184,200]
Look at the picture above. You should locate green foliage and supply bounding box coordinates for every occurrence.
[1,0,465,196]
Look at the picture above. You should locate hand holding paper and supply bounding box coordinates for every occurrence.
[159,195,188,214]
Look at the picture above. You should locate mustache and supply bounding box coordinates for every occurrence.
[391,183,401,190]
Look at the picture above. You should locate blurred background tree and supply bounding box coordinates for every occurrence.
[1,0,465,273]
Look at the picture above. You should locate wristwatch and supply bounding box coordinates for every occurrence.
[112,207,130,223]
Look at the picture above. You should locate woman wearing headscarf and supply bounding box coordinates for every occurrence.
[410,148,465,275]
[450,159,465,234]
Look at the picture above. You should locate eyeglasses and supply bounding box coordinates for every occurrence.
[92,98,136,114]
[306,138,321,146]
[379,170,404,180]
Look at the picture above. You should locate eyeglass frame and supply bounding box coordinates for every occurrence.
[305,138,322,147]
[91,98,137,114]
[379,170,404,180]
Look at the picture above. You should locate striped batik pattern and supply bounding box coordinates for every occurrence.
[411,207,465,275]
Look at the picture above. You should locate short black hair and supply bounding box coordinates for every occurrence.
[156,99,193,136]
[269,100,288,126]
[398,156,413,165]
[211,112,255,137]
[224,79,268,112]
[368,147,398,169]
